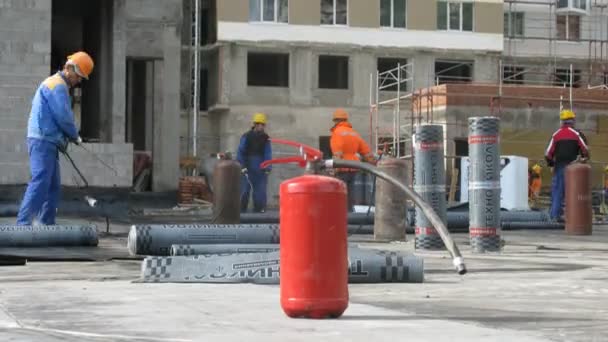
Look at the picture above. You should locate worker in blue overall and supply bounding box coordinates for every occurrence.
[237,113,273,213]
[16,51,94,225]
[544,109,589,222]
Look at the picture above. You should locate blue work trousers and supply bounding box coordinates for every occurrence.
[550,165,565,220]
[16,138,61,225]
[241,167,268,213]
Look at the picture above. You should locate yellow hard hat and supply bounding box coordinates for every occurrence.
[333,108,349,121]
[66,51,94,80]
[560,109,575,121]
[252,112,267,124]
[604,165,608,173]
[532,164,542,174]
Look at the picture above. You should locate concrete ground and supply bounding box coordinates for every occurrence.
[0,217,607,341]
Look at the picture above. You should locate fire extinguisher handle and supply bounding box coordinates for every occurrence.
[261,139,324,169]
[260,156,307,169]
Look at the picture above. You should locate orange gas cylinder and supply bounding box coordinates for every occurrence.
[565,162,592,235]
[279,175,349,319]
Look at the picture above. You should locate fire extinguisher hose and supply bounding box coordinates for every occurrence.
[326,159,467,275]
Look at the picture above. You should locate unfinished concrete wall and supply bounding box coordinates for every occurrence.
[59,143,133,187]
[0,1,51,185]
[124,0,183,191]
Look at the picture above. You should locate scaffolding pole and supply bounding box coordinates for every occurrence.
[192,0,200,162]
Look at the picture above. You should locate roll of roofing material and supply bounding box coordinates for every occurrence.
[468,117,502,253]
[141,247,424,284]
[170,244,281,256]
[413,124,447,251]
[127,224,280,256]
[0,225,98,247]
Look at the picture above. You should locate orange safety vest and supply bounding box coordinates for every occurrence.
[330,121,373,171]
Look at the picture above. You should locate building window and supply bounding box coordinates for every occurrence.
[321,0,347,25]
[247,52,289,87]
[437,1,473,31]
[434,60,473,84]
[504,12,524,37]
[377,58,409,91]
[380,0,406,28]
[319,55,349,89]
[554,68,581,88]
[503,66,524,84]
[249,0,288,23]
[556,15,580,40]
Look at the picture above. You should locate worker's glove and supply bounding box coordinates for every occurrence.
[241,168,248,175]
[72,136,83,145]
[264,169,271,175]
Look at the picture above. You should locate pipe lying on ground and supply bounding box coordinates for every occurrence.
[0,225,98,247]
[242,209,550,228]
[240,212,375,225]
[326,159,466,275]
[500,222,564,230]
[141,247,424,284]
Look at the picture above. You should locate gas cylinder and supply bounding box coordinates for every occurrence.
[280,175,349,319]
[212,158,242,224]
[565,162,592,235]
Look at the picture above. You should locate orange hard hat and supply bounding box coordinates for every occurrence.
[333,108,349,121]
[67,51,94,80]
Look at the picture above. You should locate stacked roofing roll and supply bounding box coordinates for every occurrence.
[413,124,447,250]
[127,224,280,256]
[468,117,502,253]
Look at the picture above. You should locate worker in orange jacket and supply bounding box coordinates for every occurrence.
[528,163,542,206]
[330,108,375,212]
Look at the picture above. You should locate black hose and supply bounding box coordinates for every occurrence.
[327,159,466,275]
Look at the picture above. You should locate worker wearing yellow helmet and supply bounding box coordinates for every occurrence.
[544,109,589,221]
[237,112,272,213]
[528,163,542,203]
[16,51,94,226]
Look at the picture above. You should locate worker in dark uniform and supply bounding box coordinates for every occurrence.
[330,108,375,212]
[544,109,589,221]
[237,113,272,213]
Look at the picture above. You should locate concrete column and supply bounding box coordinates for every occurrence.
[151,24,181,191]
[218,44,232,105]
[352,52,375,107]
[289,48,313,105]
[112,0,127,143]
[412,52,435,89]
[473,55,499,83]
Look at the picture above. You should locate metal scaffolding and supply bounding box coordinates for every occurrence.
[369,63,416,159]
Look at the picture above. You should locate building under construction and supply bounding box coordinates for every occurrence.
[182,0,608,205]
[1,0,607,202]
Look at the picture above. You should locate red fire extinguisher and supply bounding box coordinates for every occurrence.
[261,139,349,319]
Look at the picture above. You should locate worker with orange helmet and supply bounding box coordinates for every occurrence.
[237,113,273,213]
[16,51,94,225]
[330,108,375,212]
